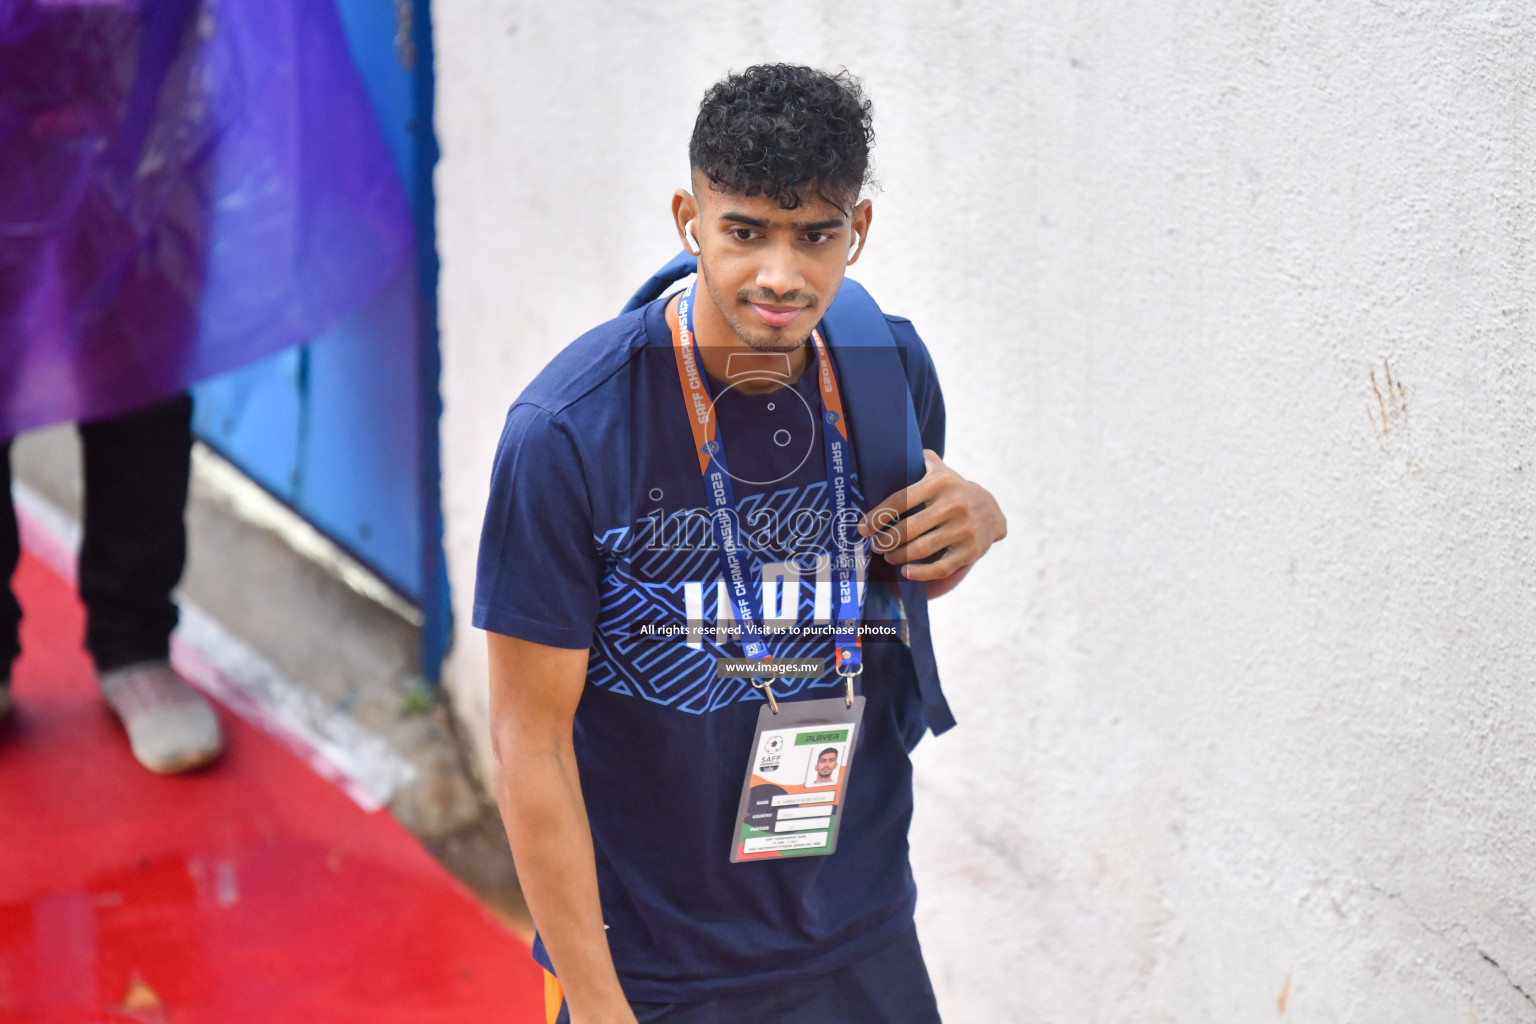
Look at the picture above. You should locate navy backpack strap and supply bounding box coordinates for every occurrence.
[816,278,926,504]
[818,278,956,736]
[623,251,697,313]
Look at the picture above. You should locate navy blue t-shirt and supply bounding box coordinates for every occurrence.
[473,292,946,1003]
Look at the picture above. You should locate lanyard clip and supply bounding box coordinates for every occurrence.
[836,664,862,709]
[836,642,863,708]
[751,677,779,714]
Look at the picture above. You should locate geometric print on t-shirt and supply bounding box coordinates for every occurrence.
[586,477,865,713]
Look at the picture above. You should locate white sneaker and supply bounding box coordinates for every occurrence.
[98,660,224,774]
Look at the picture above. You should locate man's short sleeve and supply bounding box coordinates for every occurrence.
[473,403,602,649]
[886,315,947,459]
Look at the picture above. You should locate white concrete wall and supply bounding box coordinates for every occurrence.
[435,3,1536,1020]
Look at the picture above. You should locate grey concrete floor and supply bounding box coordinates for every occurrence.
[9,424,532,941]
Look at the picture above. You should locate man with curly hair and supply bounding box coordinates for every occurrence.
[477,65,1006,1023]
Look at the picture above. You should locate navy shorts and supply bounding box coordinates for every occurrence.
[553,920,943,1024]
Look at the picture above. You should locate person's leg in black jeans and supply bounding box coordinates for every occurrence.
[78,393,221,772]
[1,438,20,720]
[76,393,193,671]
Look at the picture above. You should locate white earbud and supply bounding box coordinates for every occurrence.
[685,220,702,256]
[847,231,865,265]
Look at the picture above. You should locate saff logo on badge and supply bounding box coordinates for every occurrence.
[758,733,784,771]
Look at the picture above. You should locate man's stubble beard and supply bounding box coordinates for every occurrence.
[699,264,818,355]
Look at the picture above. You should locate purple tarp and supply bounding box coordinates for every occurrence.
[0,0,412,440]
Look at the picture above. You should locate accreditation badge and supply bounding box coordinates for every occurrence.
[729,696,865,862]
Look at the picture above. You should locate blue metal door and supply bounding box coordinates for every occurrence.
[191,0,447,676]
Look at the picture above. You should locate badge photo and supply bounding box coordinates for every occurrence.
[804,743,845,787]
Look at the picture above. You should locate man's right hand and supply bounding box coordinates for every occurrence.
[486,632,640,1024]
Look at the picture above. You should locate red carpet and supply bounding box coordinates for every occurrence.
[0,551,543,1023]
